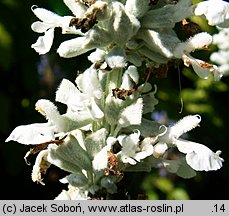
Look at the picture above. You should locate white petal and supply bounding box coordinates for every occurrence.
[57,37,91,58]
[153,142,168,158]
[174,139,224,171]
[64,0,87,17]
[31,21,54,33]
[31,28,54,55]
[188,32,212,52]
[55,190,71,200]
[188,55,222,80]
[32,6,62,23]
[88,97,104,119]
[35,99,66,131]
[120,65,139,89]
[75,66,102,99]
[118,131,140,157]
[56,79,80,106]
[121,155,137,165]
[88,49,106,63]
[5,123,55,145]
[105,47,127,69]
[159,115,201,144]
[213,27,229,49]
[174,33,212,58]
[134,144,154,162]
[169,114,201,139]
[194,0,229,26]
[106,136,117,146]
[189,57,209,78]
[31,150,50,185]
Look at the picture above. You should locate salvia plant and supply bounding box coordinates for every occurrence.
[6,0,228,199]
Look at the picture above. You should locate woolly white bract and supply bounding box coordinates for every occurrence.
[6,0,227,199]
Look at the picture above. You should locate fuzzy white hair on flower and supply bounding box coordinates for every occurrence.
[194,0,229,26]
[88,49,106,64]
[159,114,201,143]
[174,33,223,80]
[174,32,212,58]
[35,99,66,129]
[105,47,127,69]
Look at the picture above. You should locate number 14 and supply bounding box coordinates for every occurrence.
[213,204,225,213]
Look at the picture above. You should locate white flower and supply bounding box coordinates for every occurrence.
[153,142,168,158]
[157,115,224,171]
[174,32,223,80]
[31,149,50,185]
[88,48,106,64]
[55,185,89,200]
[5,99,70,145]
[31,6,82,54]
[5,123,55,145]
[108,130,153,165]
[5,75,104,145]
[56,65,104,120]
[174,139,223,171]
[194,0,229,27]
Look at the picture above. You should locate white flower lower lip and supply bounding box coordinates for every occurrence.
[175,138,224,171]
[157,115,224,172]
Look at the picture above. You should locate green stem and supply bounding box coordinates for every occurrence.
[87,171,94,185]
[113,125,122,137]
[105,68,123,97]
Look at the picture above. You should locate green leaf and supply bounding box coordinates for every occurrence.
[65,173,88,187]
[48,134,92,171]
[85,128,108,159]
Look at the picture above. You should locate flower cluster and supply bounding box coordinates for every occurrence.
[6,0,227,199]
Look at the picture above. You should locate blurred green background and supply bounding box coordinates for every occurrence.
[0,0,229,199]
